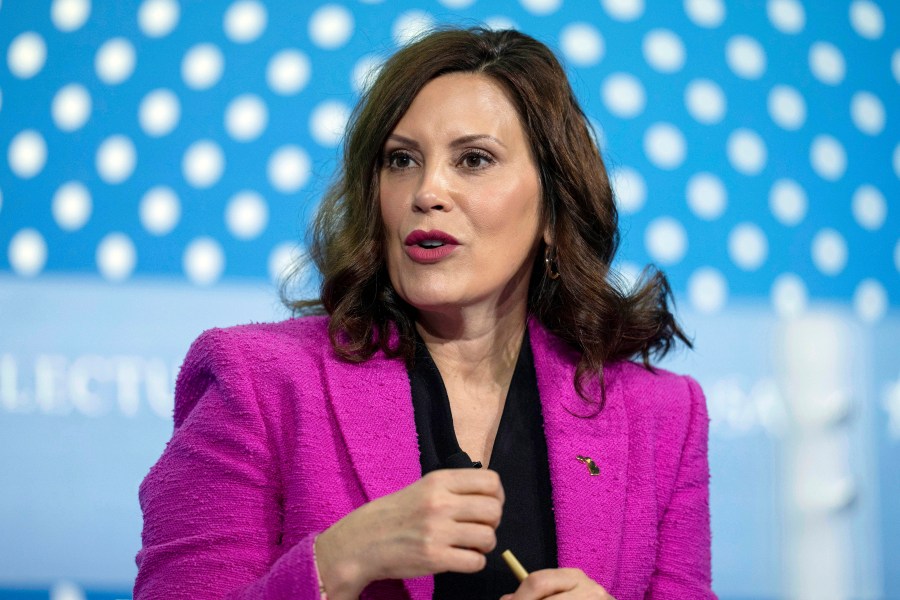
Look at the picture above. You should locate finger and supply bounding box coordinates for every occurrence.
[438,546,488,574]
[431,468,504,500]
[513,569,579,599]
[450,495,503,527]
[447,522,497,553]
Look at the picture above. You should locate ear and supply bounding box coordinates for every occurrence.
[542,225,553,246]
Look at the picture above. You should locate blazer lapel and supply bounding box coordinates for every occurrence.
[321,342,433,600]
[528,319,629,591]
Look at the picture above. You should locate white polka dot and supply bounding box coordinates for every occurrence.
[520,0,562,16]
[851,184,886,230]
[96,233,136,282]
[767,0,805,34]
[183,237,225,286]
[611,166,646,214]
[96,135,136,184]
[268,145,311,193]
[309,4,355,50]
[686,172,727,220]
[601,73,645,118]
[809,42,845,85]
[849,0,884,40]
[181,43,224,90]
[224,0,267,43]
[850,91,885,136]
[8,228,47,277]
[728,223,768,270]
[684,79,726,124]
[688,267,728,313]
[140,186,180,235]
[8,130,47,179]
[560,22,604,66]
[52,83,92,132]
[351,54,383,93]
[602,0,644,21]
[810,135,846,181]
[643,29,685,73]
[727,129,767,175]
[225,190,268,240]
[684,0,725,28]
[138,0,179,38]
[7,32,47,79]
[268,241,298,283]
[49,581,85,600]
[52,0,91,32]
[893,49,900,85]
[225,94,268,142]
[644,123,686,170]
[771,273,807,318]
[854,279,887,323]
[267,49,311,95]
[645,217,687,265]
[484,16,518,31]
[95,38,136,85]
[310,100,350,148]
[726,35,766,79]
[52,181,91,231]
[811,229,847,275]
[769,178,807,225]
[182,140,225,188]
[437,0,475,7]
[139,88,180,137]
[767,85,806,130]
[392,10,434,46]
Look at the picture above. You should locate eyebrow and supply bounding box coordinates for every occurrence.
[385,133,507,149]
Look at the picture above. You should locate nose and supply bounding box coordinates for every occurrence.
[412,164,451,213]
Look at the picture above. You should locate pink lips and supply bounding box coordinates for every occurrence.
[404,229,460,263]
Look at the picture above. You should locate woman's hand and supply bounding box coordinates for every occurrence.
[499,568,616,600]
[314,468,504,599]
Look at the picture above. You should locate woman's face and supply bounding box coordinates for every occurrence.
[379,72,545,316]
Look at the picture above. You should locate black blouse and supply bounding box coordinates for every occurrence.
[407,330,558,599]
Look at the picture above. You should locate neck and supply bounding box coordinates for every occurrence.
[415,299,528,390]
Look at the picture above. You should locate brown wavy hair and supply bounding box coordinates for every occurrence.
[285,27,690,406]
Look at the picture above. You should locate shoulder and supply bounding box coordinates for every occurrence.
[604,360,707,442]
[605,361,709,494]
[606,361,703,407]
[188,315,331,358]
[173,316,334,425]
[180,315,333,376]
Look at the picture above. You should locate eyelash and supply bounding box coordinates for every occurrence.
[382,149,495,171]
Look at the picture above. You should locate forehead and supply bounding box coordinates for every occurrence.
[391,72,527,141]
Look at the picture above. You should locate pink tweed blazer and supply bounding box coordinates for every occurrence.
[135,316,715,599]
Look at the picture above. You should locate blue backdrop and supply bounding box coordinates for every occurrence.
[0,0,897,598]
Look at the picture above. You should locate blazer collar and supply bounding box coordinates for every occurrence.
[528,318,629,590]
[323,319,628,597]
[321,336,433,599]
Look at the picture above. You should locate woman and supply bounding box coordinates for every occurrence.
[135,28,714,600]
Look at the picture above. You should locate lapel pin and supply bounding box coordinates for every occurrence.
[576,455,600,476]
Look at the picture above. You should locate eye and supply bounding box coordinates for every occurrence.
[384,150,416,170]
[460,150,493,169]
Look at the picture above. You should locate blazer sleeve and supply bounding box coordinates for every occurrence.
[646,376,717,599]
[134,329,322,599]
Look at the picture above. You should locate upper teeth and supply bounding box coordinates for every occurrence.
[420,240,444,248]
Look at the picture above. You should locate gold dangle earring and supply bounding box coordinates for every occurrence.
[544,245,560,280]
